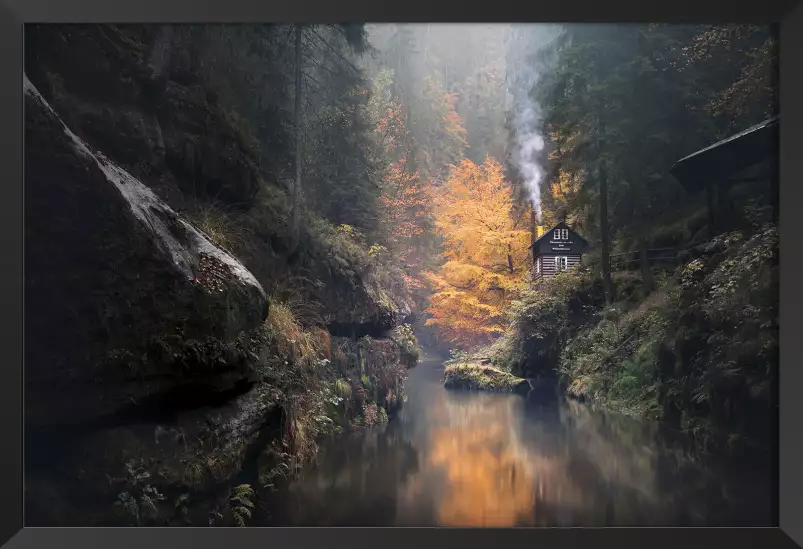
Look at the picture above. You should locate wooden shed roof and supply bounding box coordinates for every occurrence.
[527,221,589,250]
[670,116,779,193]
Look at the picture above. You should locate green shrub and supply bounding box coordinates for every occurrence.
[497,269,604,377]
[392,323,420,366]
[334,378,352,398]
[557,223,777,446]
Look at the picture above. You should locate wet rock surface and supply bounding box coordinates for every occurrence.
[25,77,268,425]
[24,77,275,526]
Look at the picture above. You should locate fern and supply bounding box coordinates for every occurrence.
[334,378,352,398]
[112,460,165,526]
[115,492,140,526]
[229,484,256,527]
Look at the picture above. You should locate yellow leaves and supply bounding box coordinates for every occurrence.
[438,262,484,288]
[551,169,582,201]
[425,157,531,348]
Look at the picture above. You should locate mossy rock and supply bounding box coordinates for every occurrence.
[25,382,280,526]
[443,363,531,395]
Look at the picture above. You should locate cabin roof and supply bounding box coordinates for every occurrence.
[670,115,779,193]
[528,221,589,250]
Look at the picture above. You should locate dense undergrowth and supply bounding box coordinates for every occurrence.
[493,215,777,453]
[255,299,419,486]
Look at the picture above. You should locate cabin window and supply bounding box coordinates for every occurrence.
[554,229,568,240]
[554,256,568,271]
[536,257,541,274]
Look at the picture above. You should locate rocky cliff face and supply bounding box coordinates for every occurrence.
[25,24,262,209]
[25,75,277,525]
[25,75,268,426]
[24,24,415,527]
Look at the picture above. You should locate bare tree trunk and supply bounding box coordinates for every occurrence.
[598,122,614,305]
[639,234,653,296]
[291,24,303,251]
[508,242,514,274]
[147,25,174,82]
[706,180,716,238]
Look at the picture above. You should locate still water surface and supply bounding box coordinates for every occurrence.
[259,358,774,527]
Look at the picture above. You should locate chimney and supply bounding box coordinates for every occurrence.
[558,209,567,224]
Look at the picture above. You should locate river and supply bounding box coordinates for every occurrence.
[257,356,775,527]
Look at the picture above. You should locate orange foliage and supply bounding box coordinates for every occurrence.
[551,169,582,202]
[441,91,469,154]
[373,89,432,288]
[314,328,332,360]
[424,158,531,347]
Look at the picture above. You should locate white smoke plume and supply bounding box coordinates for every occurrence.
[506,25,562,218]
[513,102,546,215]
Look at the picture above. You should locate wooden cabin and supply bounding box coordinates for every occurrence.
[529,221,589,280]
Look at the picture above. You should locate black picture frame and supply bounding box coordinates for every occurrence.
[2,2,801,548]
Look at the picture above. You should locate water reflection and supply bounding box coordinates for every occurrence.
[260,359,772,527]
[422,394,537,526]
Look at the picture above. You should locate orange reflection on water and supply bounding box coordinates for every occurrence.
[426,395,538,527]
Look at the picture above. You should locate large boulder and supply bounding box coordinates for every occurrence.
[24,75,268,427]
[318,263,413,338]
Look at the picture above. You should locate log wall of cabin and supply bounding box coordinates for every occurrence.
[534,254,582,280]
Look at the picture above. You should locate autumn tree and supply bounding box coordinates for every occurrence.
[367,69,433,287]
[415,75,469,182]
[425,158,531,347]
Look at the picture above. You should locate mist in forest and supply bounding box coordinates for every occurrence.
[364,24,562,215]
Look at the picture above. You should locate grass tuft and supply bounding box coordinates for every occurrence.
[187,201,253,254]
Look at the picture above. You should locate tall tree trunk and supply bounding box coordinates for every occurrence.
[147,25,174,84]
[291,24,303,251]
[598,123,614,305]
[706,180,716,238]
[639,234,653,296]
[508,242,514,274]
